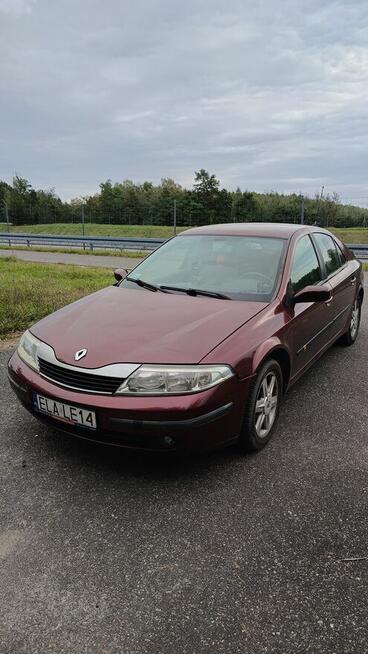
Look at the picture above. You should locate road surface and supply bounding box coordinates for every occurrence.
[1,288,368,652]
[0,248,144,269]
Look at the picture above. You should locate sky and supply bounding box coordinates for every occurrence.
[1,0,368,202]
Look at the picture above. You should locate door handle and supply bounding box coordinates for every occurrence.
[350,276,356,285]
[325,296,333,307]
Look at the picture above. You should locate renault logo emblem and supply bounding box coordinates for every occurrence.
[75,348,88,361]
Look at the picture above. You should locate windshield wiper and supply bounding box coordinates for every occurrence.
[126,277,160,292]
[127,278,230,299]
[160,285,230,300]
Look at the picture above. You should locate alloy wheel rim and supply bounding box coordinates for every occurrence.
[350,300,360,339]
[254,372,278,439]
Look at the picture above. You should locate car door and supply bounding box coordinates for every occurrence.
[288,234,335,377]
[311,233,357,338]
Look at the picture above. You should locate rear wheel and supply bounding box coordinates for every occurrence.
[239,359,283,452]
[340,297,362,346]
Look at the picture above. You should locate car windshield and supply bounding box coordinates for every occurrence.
[122,234,287,302]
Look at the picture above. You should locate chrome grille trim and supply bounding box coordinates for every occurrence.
[37,342,140,377]
[38,359,121,394]
[36,342,141,395]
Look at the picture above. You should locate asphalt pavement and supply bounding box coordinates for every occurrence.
[0,299,367,653]
[0,248,144,269]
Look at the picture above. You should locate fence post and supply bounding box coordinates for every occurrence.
[3,201,10,232]
[81,205,86,250]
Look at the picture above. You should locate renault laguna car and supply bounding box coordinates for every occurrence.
[8,223,364,453]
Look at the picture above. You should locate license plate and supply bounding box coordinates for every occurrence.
[33,394,96,430]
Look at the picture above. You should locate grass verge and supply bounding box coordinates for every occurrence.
[329,227,368,244]
[0,257,112,338]
[0,244,147,258]
[0,223,367,243]
[0,223,186,238]
[1,253,366,340]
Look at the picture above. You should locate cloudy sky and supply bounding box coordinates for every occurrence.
[1,0,368,201]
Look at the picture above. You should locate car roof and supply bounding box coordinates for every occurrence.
[181,223,325,239]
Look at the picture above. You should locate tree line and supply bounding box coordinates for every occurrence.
[1,171,367,228]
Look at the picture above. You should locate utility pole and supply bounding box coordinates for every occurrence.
[321,186,326,226]
[300,195,305,224]
[173,199,177,235]
[316,185,324,225]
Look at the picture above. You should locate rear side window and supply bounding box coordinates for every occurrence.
[291,235,322,293]
[335,241,346,266]
[313,233,342,277]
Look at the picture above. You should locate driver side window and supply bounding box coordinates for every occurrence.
[291,235,322,294]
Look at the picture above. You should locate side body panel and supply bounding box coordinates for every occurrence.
[203,227,361,390]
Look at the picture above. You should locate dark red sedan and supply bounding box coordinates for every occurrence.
[8,223,364,453]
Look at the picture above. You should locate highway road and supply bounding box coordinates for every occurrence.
[0,248,144,269]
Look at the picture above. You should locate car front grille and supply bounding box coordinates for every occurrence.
[38,358,123,395]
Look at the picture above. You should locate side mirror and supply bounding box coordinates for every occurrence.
[114,268,130,282]
[292,284,331,305]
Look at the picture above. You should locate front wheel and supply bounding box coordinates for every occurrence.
[340,297,362,346]
[239,359,283,452]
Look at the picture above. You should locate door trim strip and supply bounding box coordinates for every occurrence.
[296,304,351,356]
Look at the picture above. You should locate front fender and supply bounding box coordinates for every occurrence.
[252,338,291,375]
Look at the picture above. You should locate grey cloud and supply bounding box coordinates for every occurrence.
[0,0,36,16]
[0,0,368,202]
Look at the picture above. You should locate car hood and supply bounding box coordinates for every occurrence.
[31,286,267,368]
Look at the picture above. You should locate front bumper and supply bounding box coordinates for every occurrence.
[8,351,252,452]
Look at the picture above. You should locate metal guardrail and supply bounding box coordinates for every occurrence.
[0,232,367,259]
[0,232,165,251]
[346,244,368,259]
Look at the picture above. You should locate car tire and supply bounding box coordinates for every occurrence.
[239,359,283,452]
[339,296,362,346]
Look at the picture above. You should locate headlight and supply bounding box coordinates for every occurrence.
[17,330,41,371]
[116,365,234,395]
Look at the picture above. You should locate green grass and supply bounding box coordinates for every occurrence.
[1,223,367,243]
[329,227,368,244]
[0,244,147,258]
[0,257,112,338]
[1,253,366,339]
[0,223,187,238]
